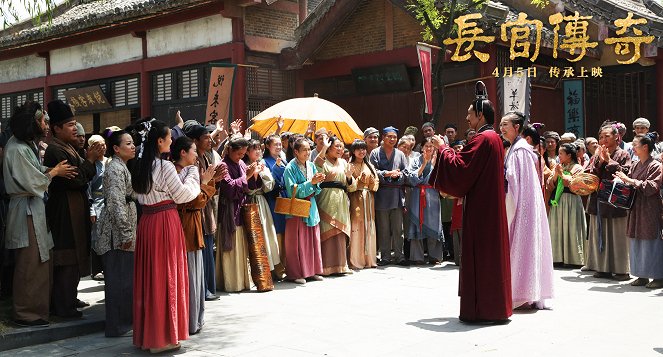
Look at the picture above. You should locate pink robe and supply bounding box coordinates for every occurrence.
[504,138,554,309]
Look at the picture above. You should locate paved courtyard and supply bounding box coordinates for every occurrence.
[6,263,663,356]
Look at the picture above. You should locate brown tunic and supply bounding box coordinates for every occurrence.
[585,148,631,218]
[177,183,217,252]
[626,157,663,240]
[44,137,96,275]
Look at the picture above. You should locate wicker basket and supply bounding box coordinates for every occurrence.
[569,173,600,196]
[275,184,311,218]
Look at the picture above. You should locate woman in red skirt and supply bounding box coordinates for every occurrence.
[130,119,201,353]
[282,137,326,284]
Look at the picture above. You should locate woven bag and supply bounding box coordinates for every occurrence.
[275,184,311,218]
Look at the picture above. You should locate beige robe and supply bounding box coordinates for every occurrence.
[347,161,379,269]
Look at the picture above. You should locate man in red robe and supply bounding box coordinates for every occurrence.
[429,98,512,324]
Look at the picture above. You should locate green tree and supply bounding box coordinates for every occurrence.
[408,0,548,122]
[1,0,64,28]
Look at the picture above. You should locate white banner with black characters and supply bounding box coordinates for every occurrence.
[500,74,531,118]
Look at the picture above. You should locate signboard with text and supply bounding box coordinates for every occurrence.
[206,66,236,126]
[64,86,112,113]
[563,79,585,138]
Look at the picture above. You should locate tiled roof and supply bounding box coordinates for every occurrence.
[0,0,213,50]
[566,0,663,44]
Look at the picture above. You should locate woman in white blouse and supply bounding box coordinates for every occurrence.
[129,119,200,354]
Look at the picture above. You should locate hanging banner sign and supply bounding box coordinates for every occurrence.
[563,79,585,138]
[416,44,433,114]
[501,74,531,117]
[206,66,236,126]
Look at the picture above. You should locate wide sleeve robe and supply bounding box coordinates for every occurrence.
[428,129,512,321]
[504,139,554,309]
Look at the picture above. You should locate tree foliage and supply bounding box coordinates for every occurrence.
[407,0,549,121]
[0,0,65,29]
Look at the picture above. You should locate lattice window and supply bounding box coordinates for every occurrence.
[32,92,44,107]
[180,69,199,99]
[1,97,12,120]
[16,94,27,106]
[247,99,278,122]
[154,73,173,102]
[57,87,77,102]
[113,78,139,107]
[247,68,295,98]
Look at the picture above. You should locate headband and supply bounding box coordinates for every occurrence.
[137,118,156,159]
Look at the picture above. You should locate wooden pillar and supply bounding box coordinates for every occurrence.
[133,31,151,119]
[231,17,247,123]
[38,52,52,105]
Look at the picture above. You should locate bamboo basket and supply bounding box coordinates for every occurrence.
[274,184,311,218]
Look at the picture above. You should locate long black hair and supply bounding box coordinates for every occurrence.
[522,125,541,147]
[10,100,44,142]
[130,119,170,194]
[171,136,194,162]
[263,134,281,159]
[349,139,376,177]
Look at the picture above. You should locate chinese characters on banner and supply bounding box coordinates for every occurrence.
[501,74,531,117]
[206,66,236,126]
[416,44,433,114]
[444,11,654,65]
[563,80,585,137]
[64,85,112,112]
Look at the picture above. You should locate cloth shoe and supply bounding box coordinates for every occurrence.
[645,279,663,289]
[150,343,181,354]
[613,274,631,281]
[13,318,49,327]
[592,272,611,279]
[630,278,649,286]
[205,294,220,301]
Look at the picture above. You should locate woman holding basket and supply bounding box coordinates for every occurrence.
[282,137,325,284]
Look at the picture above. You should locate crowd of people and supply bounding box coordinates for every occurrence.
[0,91,661,352]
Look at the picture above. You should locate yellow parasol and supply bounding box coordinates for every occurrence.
[249,94,362,144]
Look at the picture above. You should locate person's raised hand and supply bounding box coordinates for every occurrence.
[231,119,243,135]
[312,172,326,185]
[306,121,316,136]
[600,145,610,163]
[201,164,216,184]
[176,110,184,128]
[214,164,228,182]
[245,162,257,178]
[86,142,104,162]
[277,116,284,131]
[430,135,446,149]
[323,135,333,149]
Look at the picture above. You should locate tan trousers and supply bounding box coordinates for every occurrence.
[13,216,52,321]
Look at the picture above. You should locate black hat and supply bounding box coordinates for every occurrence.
[47,100,75,125]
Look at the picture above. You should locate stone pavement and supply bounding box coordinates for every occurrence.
[5,263,663,356]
